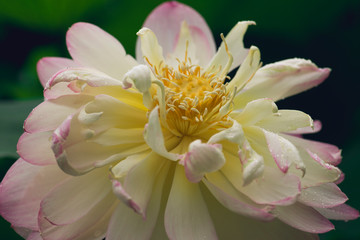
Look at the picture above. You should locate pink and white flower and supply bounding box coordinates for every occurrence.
[0,2,358,240]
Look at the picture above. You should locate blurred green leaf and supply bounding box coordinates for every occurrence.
[0,99,42,158]
[0,0,108,31]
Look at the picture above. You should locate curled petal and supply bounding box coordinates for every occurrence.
[122,64,152,92]
[263,129,305,174]
[37,57,79,87]
[184,140,226,182]
[144,106,180,161]
[46,67,123,90]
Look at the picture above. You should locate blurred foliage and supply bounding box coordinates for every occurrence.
[0,0,359,239]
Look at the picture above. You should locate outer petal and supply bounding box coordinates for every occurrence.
[106,161,170,240]
[204,171,274,220]
[222,154,300,206]
[24,94,93,134]
[0,159,68,230]
[207,21,255,72]
[165,165,218,240]
[17,131,55,165]
[66,22,137,79]
[315,204,359,221]
[275,203,334,233]
[234,58,330,108]
[298,183,348,208]
[283,133,342,166]
[37,57,79,87]
[40,168,111,225]
[39,192,117,240]
[137,1,215,64]
[204,187,319,240]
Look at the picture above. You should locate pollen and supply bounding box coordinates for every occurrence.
[148,55,233,136]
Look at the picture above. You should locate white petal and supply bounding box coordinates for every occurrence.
[257,110,313,133]
[123,153,168,217]
[227,46,261,92]
[66,22,137,79]
[165,165,218,240]
[144,106,179,161]
[207,21,255,72]
[184,140,225,182]
[137,28,164,67]
[106,161,170,240]
[232,98,278,126]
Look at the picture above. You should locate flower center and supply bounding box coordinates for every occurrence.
[150,57,232,136]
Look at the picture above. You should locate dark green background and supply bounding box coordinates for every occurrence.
[0,0,359,239]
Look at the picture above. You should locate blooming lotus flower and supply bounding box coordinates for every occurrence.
[0,1,358,240]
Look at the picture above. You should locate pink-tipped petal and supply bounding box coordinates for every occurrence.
[234,58,330,108]
[165,165,218,240]
[287,120,322,135]
[283,133,342,166]
[275,203,334,233]
[40,168,111,226]
[17,131,55,166]
[299,183,348,208]
[24,94,93,133]
[203,172,274,221]
[136,1,215,63]
[39,192,117,240]
[263,129,304,174]
[37,57,79,87]
[0,159,68,230]
[66,22,137,79]
[315,204,359,221]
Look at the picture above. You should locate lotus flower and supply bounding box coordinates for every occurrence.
[0,1,358,240]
